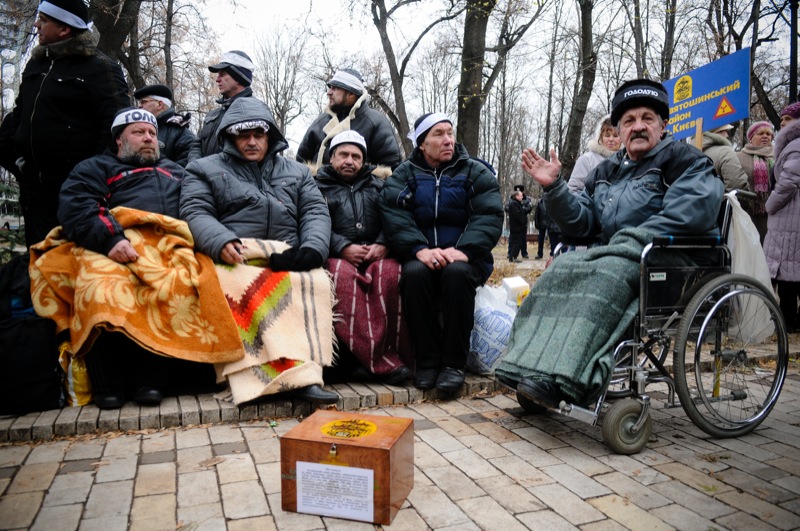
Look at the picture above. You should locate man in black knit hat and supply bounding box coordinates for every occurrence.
[134,84,201,167]
[0,0,129,248]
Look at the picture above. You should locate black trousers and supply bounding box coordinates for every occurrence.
[18,169,62,248]
[507,231,527,260]
[400,259,483,371]
[777,280,800,330]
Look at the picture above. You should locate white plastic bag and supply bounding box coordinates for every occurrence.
[468,285,517,375]
[725,191,775,342]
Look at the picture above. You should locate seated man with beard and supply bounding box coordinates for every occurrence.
[53,108,218,408]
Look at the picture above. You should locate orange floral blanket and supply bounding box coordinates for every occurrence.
[29,207,245,364]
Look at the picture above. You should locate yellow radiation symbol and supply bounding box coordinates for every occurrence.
[321,419,378,439]
[674,75,692,103]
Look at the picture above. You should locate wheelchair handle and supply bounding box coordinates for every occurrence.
[652,235,722,247]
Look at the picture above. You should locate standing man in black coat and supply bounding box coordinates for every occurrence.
[134,84,201,167]
[505,185,532,262]
[296,68,401,169]
[0,0,130,248]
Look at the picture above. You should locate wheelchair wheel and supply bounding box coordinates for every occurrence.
[674,274,788,438]
[516,392,546,415]
[602,399,652,455]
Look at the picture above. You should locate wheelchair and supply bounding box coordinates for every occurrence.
[505,191,789,454]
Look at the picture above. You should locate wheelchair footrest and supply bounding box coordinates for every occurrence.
[558,401,598,425]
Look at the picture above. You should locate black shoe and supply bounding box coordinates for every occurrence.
[495,374,519,391]
[132,386,163,406]
[436,367,465,392]
[384,365,412,385]
[414,368,439,390]
[522,255,529,259]
[535,255,543,259]
[290,384,339,404]
[517,379,565,409]
[94,391,125,410]
[351,365,372,382]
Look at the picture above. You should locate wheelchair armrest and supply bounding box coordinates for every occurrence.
[652,235,722,247]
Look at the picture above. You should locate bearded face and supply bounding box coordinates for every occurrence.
[117,123,160,165]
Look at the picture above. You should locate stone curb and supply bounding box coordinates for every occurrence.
[0,375,501,442]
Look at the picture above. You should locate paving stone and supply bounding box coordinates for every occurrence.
[540,464,613,499]
[219,400,239,422]
[266,492,325,530]
[257,400,277,419]
[457,434,512,459]
[216,452,258,484]
[441,447,502,479]
[347,382,377,407]
[0,416,12,442]
[6,461,59,493]
[95,454,137,483]
[97,407,120,432]
[227,516,278,531]
[141,431,174,454]
[43,472,94,507]
[456,495,528,531]
[221,479,269,519]
[83,479,134,519]
[208,424,244,445]
[134,462,176,496]
[379,507,428,530]
[550,447,614,477]
[488,455,552,488]
[9,412,40,441]
[407,401,450,419]
[256,462,282,495]
[76,405,100,434]
[588,494,673,530]
[57,458,98,474]
[26,440,69,465]
[435,416,478,438]
[714,510,788,531]
[424,464,486,500]
[0,491,44,529]
[177,501,225,530]
[178,470,220,507]
[159,396,180,428]
[274,398,292,418]
[248,437,281,465]
[241,425,275,442]
[382,383,409,404]
[502,439,563,467]
[64,437,104,461]
[176,446,213,474]
[322,516,375,530]
[416,428,466,453]
[650,503,725,531]
[78,515,128,531]
[405,484,471,529]
[715,489,800,530]
[516,509,580,530]
[413,418,436,431]
[0,444,30,467]
[713,466,796,504]
[199,394,222,424]
[179,395,201,425]
[291,399,312,418]
[476,478,546,514]
[30,503,82,531]
[773,474,800,495]
[176,426,210,449]
[238,403,259,421]
[53,407,80,436]
[139,449,176,465]
[212,441,248,456]
[118,402,140,431]
[364,382,395,406]
[130,493,176,531]
[470,421,521,444]
[765,456,800,477]
[31,409,61,440]
[593,471,670,510]
[405,386,424,404]
[103,433,141,457]
[577,519,629,531]
[138,404,161,430]
[649,479,737,520]
[527,483,605,526]
[652,462,735,495]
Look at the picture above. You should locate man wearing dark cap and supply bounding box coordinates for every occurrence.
[134,84,201,167]
[198,50,256,156]
[505,184,532,262]
[0,0,129,248]
[497,78,723,411]
[297,68,401,168]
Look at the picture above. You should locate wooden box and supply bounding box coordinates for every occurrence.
[280,410,414,525]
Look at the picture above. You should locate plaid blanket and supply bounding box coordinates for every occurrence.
[214,239,335,405]
[496,228,652,405]
[29,207,244,364]
[327,258,412,375]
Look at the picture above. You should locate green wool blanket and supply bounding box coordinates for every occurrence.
[496,228,654,405]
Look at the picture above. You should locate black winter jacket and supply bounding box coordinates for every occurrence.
[58,153,184,255]
[296,94,401,168]
[379,144,503,281]
[181,98,331,262]
[315,164,388,255]
[197,87,254,156]
[505,195,532,233]
[6,30,129,178]
[156,108,201,167]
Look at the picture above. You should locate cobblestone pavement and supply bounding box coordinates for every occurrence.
[2,361,800,530]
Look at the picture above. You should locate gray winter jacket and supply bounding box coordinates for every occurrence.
[568,115,618,193]
[764,119,800,281]
[180,98,331,262]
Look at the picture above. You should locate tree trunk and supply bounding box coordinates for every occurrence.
[456,0,496,155]
[90,0,142,86]
[660,0,678,79]
[561,0,596,175]
[164,0,174,90]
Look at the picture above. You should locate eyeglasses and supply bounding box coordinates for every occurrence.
[138,98,156,106]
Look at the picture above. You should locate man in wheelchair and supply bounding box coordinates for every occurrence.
[496,79,724,410]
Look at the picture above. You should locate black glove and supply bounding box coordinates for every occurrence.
[269,248,323,272]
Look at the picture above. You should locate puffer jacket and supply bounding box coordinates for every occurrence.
[379,143,504,281]
[58,153,184,255]
[296,93,402,168]
[7,29,129,177]
[504,195,532,233]
[546,136,723,244]
[180,97,331,262]
[764,119,800,281]
[156,108,201,167]
[568,115,618,193]
[700,131,749,192]
[315,164,389,255]
[197,87,253,156]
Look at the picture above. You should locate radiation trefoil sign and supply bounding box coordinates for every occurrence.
[662,48,751,141]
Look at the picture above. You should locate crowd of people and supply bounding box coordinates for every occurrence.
[0,0,797,413]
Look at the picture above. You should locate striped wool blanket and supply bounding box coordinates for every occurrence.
[496,228,653,405]
[29,207,245,364]
[327,257,412,375]
[214,239,335,405]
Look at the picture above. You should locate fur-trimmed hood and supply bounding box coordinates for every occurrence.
[586,114,617,158]
[775,119,800,161]
[31,28,98,61]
